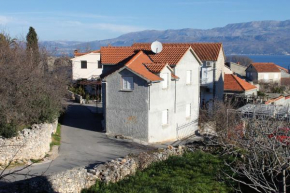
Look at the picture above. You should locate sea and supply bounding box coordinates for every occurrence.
[245,55,290,69]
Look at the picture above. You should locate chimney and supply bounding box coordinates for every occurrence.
[74,50,78,55]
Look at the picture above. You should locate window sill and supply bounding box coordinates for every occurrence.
[186,83,192,85]
[119,89,133,92]
[162,124,169,128]
[162,88,168,90]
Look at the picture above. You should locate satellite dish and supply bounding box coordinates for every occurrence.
[151,41,163,54]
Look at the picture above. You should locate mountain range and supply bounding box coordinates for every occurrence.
[41,20,290,56]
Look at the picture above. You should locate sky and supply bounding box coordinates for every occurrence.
[0,0,289,42]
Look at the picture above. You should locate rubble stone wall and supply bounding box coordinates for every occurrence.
[0,120,58,168]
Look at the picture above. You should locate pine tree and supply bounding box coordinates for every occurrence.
[26,27,39,52]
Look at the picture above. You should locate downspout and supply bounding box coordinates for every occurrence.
[174,79,177,113]
[213,62,216,100]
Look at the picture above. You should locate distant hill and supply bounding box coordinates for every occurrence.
[41,20,290,55]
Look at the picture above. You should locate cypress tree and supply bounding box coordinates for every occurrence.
[26,27,39,52]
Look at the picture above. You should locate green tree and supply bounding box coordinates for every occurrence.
[26,26,39,52]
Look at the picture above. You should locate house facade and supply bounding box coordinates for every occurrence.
[132,43,225,105]
[246,63,281,83]
[71,50,102,81]
[276,65,290,78]
[101,45,202,143]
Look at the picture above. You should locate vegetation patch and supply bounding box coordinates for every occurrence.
[50,123,61,149]
[83,151,235,193]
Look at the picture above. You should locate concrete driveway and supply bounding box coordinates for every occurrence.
[1,101,154,183]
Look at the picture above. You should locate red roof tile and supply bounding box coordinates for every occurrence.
[276,65,289,73]
[224,74,257,92]
[132,42,223,61]
[249,63,280,72]
[74,50,100,57]
[101,46,190,65]
[265,96,284,105]
[125,51,162,82]
[144,63,167,73]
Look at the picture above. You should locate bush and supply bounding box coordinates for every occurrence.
[0,32,68,138]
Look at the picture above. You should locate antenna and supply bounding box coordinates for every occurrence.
[151,41,163,54]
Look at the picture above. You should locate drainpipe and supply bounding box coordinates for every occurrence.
[213,62,216,100]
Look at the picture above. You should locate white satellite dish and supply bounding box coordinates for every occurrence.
[151,41,163,54]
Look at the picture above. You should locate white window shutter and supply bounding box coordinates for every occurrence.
[186,103,191,118]
[162,110,168,125]
[264,73,269,80]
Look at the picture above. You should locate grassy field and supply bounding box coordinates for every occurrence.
[82,151,235,193]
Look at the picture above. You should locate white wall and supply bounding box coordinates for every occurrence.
[148,50,200,143]
[258,72,281,83]
[71,53,102,80]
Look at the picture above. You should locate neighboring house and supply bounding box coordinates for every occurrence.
[225,62,247,78]
[224,74,257,96]
[224,65,233,74]
[276,65,290,78]
[101,45,202,143]
[132,43,225,103]
[245,63,281,83]
[71,50,102,81]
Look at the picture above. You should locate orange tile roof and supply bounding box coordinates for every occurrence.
[101,46,190,65]
[132,42,223,61]
[101,51,179,81]
[285,95,290,99]
[276,65,289,73]
[224,74,257,92]
[265,96,284,105]
[125,51,162,82]
[74,50,100,57]
[144,63,167,73]
[249,63,280,72]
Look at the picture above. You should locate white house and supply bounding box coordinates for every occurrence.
[132,43,225,105]
[101,44,202,143]
[71,50,102,81]
[245,63,281,83]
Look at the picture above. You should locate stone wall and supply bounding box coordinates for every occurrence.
[0,120,58,168]
[0,145,186,193]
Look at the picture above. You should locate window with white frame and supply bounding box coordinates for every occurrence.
[186,103,191,118]
[81,61,87,69]
[162,109,168,125]
[274,73,278,79]
[161,73,168,89]
[122,77,133,90]
[264,73,269,80]
[186,70,192,84]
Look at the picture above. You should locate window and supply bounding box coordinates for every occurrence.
[206,61,211,67]
[246,72,249,77]
[186,70,192,84]
[98,61,102,69]
[264,73,269,80]
[81,61,87,69]
[161,73,168,89]
[162,110,168,125]
[274,73,278,79]
[186,103,191,118]
[122,77,134,90]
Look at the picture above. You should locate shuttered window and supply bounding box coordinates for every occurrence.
[186,70,192,84]
[186,103,191,118]
[162,110,168,125]
[122,77,133,90]
[264,74,269,80]
[161,73,168,89]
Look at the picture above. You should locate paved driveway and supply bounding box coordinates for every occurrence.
[1,102,154,183]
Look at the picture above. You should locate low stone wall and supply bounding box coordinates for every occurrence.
[0,120,58,168]
[0,146,186,193]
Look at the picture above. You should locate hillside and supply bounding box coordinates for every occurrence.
[41,20,290,55]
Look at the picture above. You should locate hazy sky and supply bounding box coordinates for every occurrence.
[0,0,289,41]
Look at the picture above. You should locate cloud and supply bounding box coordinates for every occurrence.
[0,16,10,25]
